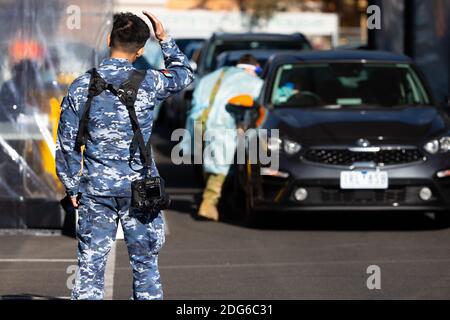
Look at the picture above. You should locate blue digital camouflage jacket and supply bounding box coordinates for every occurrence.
[56,38,193,197]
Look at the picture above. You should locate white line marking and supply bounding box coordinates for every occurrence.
[153,258,450,270]
[0,259,76,263]
[116,220,125,240]
[104,241,117,300]
[162,210,170,235]
[0,229,62,236]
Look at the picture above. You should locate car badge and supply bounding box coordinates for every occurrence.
[356,138,370,147]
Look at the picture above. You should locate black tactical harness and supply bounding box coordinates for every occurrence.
[76,68,151,171]
[75,68,169,213]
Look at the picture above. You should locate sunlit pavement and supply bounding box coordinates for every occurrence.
[1,124,450,300]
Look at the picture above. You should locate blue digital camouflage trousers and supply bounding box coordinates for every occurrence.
[71,193,166,300]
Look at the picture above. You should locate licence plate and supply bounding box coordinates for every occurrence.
[340,171,389,190]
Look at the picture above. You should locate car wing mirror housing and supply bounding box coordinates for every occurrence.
[226,94,256,113]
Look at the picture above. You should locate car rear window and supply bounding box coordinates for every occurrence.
[207,39,310,71]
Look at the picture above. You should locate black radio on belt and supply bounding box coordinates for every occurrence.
[131,176,170,213]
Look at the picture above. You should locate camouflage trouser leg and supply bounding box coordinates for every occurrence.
[72,194,165,300]
[120,198,165,300]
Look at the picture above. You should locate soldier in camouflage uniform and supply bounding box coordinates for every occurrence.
[56,12,193,300]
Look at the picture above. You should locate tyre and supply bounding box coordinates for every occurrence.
[235,163,260,228]
[242,191,259,227]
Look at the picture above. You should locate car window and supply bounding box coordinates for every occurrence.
[271,62,432,108]
[206,39,309,72]
[184,42,203,60]
[217,55,269,69]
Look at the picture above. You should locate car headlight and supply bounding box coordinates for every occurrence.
[267,138,302,155]
[283,139,302,155]
[424,140,440,154]
[424,137,450,154]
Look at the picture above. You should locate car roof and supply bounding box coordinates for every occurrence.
[218,49,293,60]
[211,32,307,41]
[270,50,413,64]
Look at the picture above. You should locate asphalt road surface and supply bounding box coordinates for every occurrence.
[1,124,450,300]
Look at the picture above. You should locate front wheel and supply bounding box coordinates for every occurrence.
[242,192,259,227]
[236,162,261,228]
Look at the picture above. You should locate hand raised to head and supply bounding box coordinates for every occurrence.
[143,11,168,42]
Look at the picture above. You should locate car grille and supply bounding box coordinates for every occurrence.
[321,188,407,204]
[303,148,424,166]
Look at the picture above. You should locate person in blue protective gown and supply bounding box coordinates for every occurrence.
[185,55,263,221]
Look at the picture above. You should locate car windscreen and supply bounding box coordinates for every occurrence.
[206,39,309,72]
[271,62,432,108]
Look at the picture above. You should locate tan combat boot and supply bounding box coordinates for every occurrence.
[197,200,220,221]
[197,174,226,221]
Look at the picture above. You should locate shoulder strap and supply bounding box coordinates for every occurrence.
[75,68,150,173]
[209,68,228,108]
[117,70,151,171]
[75,68,108,151]
[199,68,228,124]
[117,69,146,107]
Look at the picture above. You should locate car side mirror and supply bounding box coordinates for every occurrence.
[226,94,256,113]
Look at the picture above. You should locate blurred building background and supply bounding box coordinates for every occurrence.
[368,0,449,105]
[114,0,371,49]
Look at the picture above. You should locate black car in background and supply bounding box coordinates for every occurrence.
[175,38,205,59]
[196,32,311,76]
[227,50,450,226]
[164,32,312,128]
